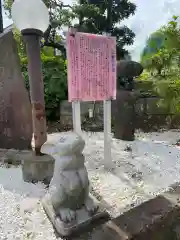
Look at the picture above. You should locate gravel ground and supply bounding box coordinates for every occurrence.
[82,130,180,216]
[0,130,180,239]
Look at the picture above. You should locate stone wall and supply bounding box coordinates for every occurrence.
[60,101,104,131]
[60,97,167,121]
[0,148,31,165]
[60,101,103,125]
[59,97,180,132]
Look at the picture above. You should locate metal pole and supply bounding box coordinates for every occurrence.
[23,32,47,155]
[79,0,83,26]
[107,0,112,33]
[0,0,3,33]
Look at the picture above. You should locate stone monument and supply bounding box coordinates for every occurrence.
[41,132,109,237]
[0,29,32,149]
[113,60,143,141]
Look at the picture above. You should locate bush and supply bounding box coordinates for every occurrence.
[136,75,180,115]
[21,55,68,120]
[135,80,155,95]
[136,70,150,81]
[153,77,180,115]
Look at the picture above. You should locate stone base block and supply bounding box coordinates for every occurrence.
[42,193,110,237]
[21,152,54,185]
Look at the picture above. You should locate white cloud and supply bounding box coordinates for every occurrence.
[2,0,180,61]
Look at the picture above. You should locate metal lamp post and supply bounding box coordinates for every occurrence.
[0,0,3,33]
[11,0,50,155]
[107,0,113,33]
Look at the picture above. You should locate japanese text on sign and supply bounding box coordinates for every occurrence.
[67,32,116,102]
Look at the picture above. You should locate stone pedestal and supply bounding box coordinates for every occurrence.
[41,132,109,237]
[21,152,54,185]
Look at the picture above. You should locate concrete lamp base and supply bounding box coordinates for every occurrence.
[21,152,54,185]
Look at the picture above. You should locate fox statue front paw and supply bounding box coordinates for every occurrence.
[58,208,76,223]
[84,196,99,216]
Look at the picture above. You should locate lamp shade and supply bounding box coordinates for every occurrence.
[11,0,50,33]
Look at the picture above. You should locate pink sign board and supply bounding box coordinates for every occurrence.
[67,31,116,102]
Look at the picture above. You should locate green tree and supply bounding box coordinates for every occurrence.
[140,16,180,116]
[4,0,136,59]
[141,16,180,76]
[21,56,68,120]
[12,22,68,121]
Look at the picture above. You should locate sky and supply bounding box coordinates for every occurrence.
[2,0,180,61]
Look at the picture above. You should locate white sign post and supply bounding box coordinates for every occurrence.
[103,100,113,169]
[103,32,113,170]
[67,30,116,170]
[72,101,81,135]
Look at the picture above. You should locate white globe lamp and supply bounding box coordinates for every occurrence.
[11,0,50,35]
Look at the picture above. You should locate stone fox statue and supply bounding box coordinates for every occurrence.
[41,133,98,223]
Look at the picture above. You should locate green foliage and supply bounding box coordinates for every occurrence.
[135,80,155,95]
[139,16,180,116]
[13,27,67,120]
[143,48,177,75]
[153,77,180,115]
[73,0,136,58]
[136,70,150,81]
[13,28,57,58]
[13,28,26,58]
[7,0,137,121]
[141,16,180,76]
[5,0,137,59]
[21,55,68,120]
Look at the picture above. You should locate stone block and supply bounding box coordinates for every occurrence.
[74,183,180,240]
[0,149,7,159]
[42,193,109,237]
[21,152,54,184]
[0,30,32,150]
[5,149,20,164]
